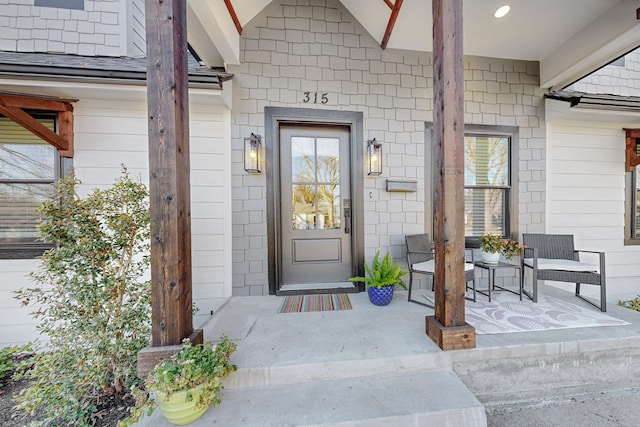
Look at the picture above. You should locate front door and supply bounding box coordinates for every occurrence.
[279,125,353,291]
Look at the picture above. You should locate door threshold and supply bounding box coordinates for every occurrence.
[277,282,359,296]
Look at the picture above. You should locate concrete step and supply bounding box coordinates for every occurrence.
[136,370,487,427]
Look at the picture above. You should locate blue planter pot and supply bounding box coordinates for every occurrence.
[367,286,394,306]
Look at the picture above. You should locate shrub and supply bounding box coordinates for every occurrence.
[0,344,31,387]
[14,168,151,426]
[618,296,640,311]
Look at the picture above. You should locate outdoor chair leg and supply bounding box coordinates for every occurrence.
[408,273,414,302]
[407,276,434,307]
[575,282,607,312]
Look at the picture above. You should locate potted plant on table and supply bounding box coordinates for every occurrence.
[478,233,525,264]
[121,336,237,426]
[349,251,408,306]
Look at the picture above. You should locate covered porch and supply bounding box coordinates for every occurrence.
[134,285,640,426]
[142,0,640,353]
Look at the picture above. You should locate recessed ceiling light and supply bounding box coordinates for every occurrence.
[494,5,510,19]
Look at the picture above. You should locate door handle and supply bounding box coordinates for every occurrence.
[343,198,351,234]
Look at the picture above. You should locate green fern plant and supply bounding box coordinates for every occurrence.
[349,251,408,289]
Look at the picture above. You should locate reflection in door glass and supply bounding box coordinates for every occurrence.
[318,185,340,229]
[291,136,341,230]
[316,138,340,183]
[291,137,315,182]
[292,184,317,229]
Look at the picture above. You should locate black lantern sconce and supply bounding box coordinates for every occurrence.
[244,133,262,174]
[367,138,382,176]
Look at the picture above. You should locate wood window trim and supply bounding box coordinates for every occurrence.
[625,128,640,172]
[0,94,74,157]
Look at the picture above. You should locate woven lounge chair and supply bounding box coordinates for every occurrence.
[405,234,476,306]
[521,233,606,311]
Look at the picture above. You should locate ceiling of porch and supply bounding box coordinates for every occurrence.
[187,0,640,90]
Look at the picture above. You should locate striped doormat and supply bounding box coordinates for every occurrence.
[278,294,352,313]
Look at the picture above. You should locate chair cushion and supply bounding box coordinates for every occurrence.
[523,258,599,274]
[413,260,474,273]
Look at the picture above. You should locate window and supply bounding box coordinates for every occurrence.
[464,133,510,237]
[34,0,84,10]
[0,116,59,258]
[632,167,640,239]
[625,129,640,244]
[424,124,519,243]
[610,56,626,67]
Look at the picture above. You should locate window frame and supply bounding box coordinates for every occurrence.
[624,129,640,245]
[424,123,519,248]
[625,167,640,245]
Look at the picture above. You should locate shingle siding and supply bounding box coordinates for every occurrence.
[0,0,145,57]
[229,0,545,295]
[568,49,640,97]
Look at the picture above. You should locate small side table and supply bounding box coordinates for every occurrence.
[473,260,523,302]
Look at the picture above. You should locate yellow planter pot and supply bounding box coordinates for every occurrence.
[155,384,210,425]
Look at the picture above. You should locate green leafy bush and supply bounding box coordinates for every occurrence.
[14,168,151,426]
[121,336,237,426]
[618,296,640,311]
[0,344,31,386]
[349,251,408,289]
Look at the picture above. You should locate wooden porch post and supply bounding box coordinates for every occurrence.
[138,0,202,375]
[426,0,476,350]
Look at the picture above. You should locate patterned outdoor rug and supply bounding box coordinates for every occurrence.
[278,294,352,313]
[465,291,630,335]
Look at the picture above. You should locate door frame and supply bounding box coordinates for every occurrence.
[265,107,364,295]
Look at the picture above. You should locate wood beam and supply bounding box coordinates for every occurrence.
[625,129,640,171]
[0,94,73,112]
[0,94,74,156]
[57,110,74,157]
[144,0,201,348]
[0,104,68,151]
[224,0,242,35]
[381,0,403,49]
[426,0,475,350]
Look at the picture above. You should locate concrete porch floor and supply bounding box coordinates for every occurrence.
[135,285,640,426]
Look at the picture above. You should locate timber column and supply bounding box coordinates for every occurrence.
[426,0,476,350]
[138,0,202,376]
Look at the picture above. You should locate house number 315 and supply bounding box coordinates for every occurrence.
[302,92,329,104]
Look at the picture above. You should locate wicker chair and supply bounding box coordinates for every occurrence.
[405,234,476,306]
[521,233,606,311]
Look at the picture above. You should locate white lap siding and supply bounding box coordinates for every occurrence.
[547,120,640,302]
[0,94,231,347]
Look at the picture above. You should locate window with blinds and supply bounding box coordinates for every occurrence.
[464,135,510,237]
[0,116,57,245]
[624,129,640,243]
[635,166,640,239]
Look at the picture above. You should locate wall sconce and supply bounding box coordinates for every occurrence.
[367,138,382,176]
[244,133,262,174]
